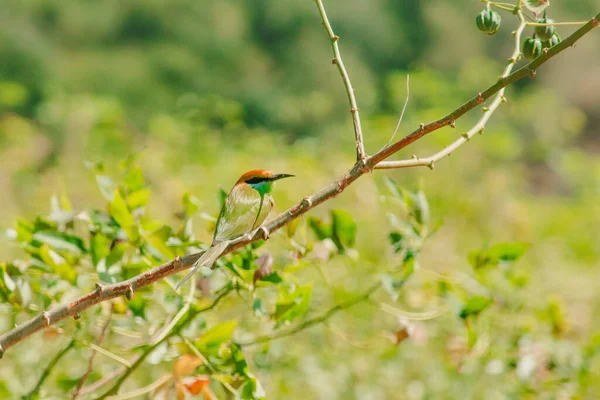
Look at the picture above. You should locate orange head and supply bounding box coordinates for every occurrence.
[235,170,294,185]
[235,169,294,194]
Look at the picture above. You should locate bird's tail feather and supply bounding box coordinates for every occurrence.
[175,241,230,291]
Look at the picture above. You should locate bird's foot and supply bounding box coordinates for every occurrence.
[258,226,270,240]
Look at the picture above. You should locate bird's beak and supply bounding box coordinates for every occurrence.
[269,173,294,181]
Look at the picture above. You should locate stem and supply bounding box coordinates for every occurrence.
[315,0,367,161]
[239,282,381,347]
[95,286,234,399]
[23,339,76,400]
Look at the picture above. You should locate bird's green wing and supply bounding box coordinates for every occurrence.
[214,184,272,242]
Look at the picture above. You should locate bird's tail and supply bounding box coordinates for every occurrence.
[175,241,230,291]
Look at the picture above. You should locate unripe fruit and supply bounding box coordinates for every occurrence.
[522,37,543,60]
[535,17,555,41]
[543,33,561,48]
[476,10,501,36]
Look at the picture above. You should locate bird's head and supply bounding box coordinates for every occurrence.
[236,169,294,195]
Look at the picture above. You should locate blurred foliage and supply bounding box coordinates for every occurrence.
[1,0,600,399]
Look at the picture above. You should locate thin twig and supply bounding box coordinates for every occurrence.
[0,9,598,359]
[72,310,113,399]
[372,11,599,169]
[23,339,76,399]
[150,274,196,345]
[385,74,410,147]
[238,282,381,347]
[375,10,527,169]
[95,286,234,399]
[315,0,367,161]
[105,373,173,400]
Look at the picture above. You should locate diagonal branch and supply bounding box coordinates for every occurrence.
[315,0,367,161]
[238,282,381,347]
[375,9,527,170]
[371,12,600,167]
[0,9,597,360]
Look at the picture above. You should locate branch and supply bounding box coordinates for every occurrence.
[71,311,112,399]
[23,339,76,399]
[0,8,597,359]
[95,285,233,399]
[315,0,367,161]
[238,282,381,347]
[371,11,600,167]
[375,9,527,170]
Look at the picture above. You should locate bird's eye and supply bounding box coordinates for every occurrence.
[245,177,265,184]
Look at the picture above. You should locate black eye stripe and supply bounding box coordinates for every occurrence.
[245,177,267,184]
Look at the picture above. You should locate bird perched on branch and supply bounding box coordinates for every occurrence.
[176,169,294,289]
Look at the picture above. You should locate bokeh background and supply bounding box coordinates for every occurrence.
[1,0,599,398]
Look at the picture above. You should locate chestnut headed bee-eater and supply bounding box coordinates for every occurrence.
[176,169,294,289]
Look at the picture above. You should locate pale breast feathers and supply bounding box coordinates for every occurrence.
[213,184,274,243]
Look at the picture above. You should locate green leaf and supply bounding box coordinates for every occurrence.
[15,218,34,243]
[331,209,357,250]
[183,192,201,218]
[96,175,115,201]
[90,232,111,267]
[110,189,139,241]
[124,166,145,192]
[468,242,530,268]
[414,191,430,225]
[487,242,530,263]
[260,272,283,284]
[459,296,493,319]
[127,293,146,318]
[40,244,77,285]
[144,225,177,259]
[308,217,332,240]
[253,298,266,317]
[195,320,238,351]
[32,230,87,255]
[126,188,150,209]
[274,284,312,327]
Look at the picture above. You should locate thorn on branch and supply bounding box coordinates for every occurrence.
[450,121,456,128]
[333,35,340,41]
[74,313,82,320]
[259,226,270,240]
[332,58,337,65]
[125,284,135,301]
[301,196,313,208]
[0,344,4,359]
[529,69,537,78]
[591,17,598,27]
[174,255,183,269]
[478,127,486,135]
[476,93,485,103]
[42,312,51,326]
[411,154,418,160]
[501,96,508,103]
[482,106,490,112]
[95,283,104,293]
[462,133,470,140]
[427,160,435,170]
[350,107,359,113]
[419,123,425,130]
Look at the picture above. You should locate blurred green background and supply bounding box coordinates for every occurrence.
[1,0,599,398]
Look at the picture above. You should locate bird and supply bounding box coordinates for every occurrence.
[176,169,294,290]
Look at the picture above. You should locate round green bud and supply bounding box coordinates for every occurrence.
[543,32,561,49]
[522,37,543,60]
[476,10,501,36]
[535,17,556,41]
